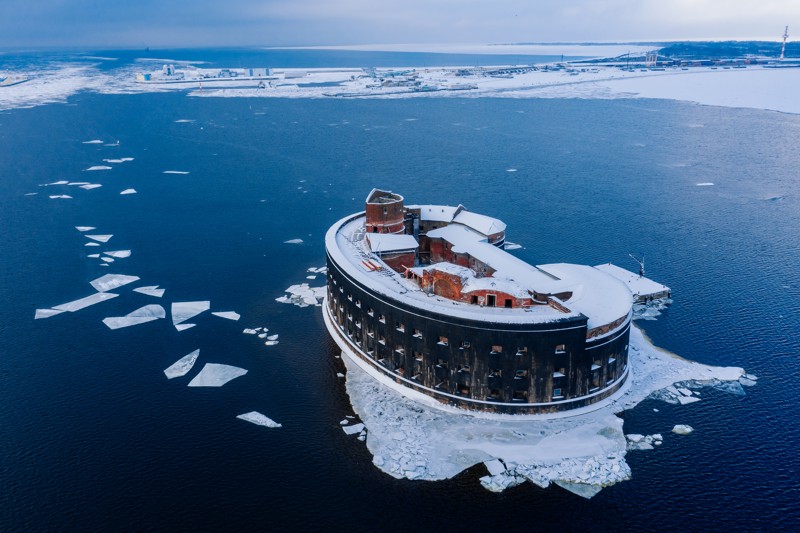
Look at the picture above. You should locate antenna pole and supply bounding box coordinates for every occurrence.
[781,26,790,60]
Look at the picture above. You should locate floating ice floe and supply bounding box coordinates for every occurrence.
[276,283,326,308]
[672,425,694,435]
[35,292,120,319]
[24,192,38,196]
[284,238,303,244]
[504,242,522,251]
[49,195,72,199]
[85,242,100,247]
[87,253,100,258]
[103,157,134,163]
[506,168,518,172]
[102,304,166,329]
[625,433,663,451]
[34,308,66,319]
[266,334,278,341]
[258,333,267,338]
[237,411,282,428]
[120,189,137,195]
[85,166,112,171]
[79,184,102,190]
[46,180,69,185]
[265,340,279,346]
[341,324,748,497]
[176,323,196,331]
[187,363,247,387]
[90,273,140,292]
[163,349,200,378]
[133,285,165,298]
[85,234,113,243]
[82,139,103,144]
[211,311,240,321]
[171,301,210,327]
[104,250,131,258]
[343,423,365,435]
[68,182,90,186]
[75,226,96,232]
[101,257,114,263]
[163,170,190,175]
[696,182,714,186]
[243,328,258,335]
[174,119,195,123]
[484,459,507,476]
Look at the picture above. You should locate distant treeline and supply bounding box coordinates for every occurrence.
[659,41,799,59]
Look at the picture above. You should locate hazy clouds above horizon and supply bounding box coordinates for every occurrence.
[0,0,795,49]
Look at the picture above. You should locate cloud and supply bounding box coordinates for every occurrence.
[0,0,796,48]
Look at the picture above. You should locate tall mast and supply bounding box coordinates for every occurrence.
[781,26,789,60]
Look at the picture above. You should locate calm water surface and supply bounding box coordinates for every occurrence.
[1,79,799,530]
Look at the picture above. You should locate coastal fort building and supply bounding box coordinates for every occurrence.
[324,189,651,414]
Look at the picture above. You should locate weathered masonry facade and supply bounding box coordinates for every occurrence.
[324,190,634,415]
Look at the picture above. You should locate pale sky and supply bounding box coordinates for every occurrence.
[0,0,795,49]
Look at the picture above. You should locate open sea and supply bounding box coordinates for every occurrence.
[1,49,799,531]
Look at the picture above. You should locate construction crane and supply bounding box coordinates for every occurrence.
[781,26,790,60]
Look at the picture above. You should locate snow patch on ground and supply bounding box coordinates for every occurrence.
[341,325,747,497]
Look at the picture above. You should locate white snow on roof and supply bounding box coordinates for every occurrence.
[366,233,418,253]
[408,204,459,222]
[452,209,506,236]
[593,263,670,298]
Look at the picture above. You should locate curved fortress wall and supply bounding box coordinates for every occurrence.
[326,242,631,415]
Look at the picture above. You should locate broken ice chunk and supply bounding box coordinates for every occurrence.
[47,180,69,185]
[75,226,96,232]
[85,234,113,243]
[104,250,131,258]
[175,323,195,331]
[85,242,101,247]
[211,311,240,321]
[163,170,190,174]
[284,239,303,244]
[133,285,165,298]
[68,182,91,186]
[343,423,365,435]
[676,395,701,405]
[120,189,137,195]
[242,328,258,335]
[51,291,119,312]
[258,333,267,338]
[102,304,166,329]
[266,334,278,341]
[237,411,282,428]
[90,273,140,292]
[187,363,247,387]
[171,301,210,326]
[49,195,72,199]
[672,425,694,435]
[101,257,114,263]
[79,184,102,190]
[85,165,112,171]
[34,308,67,319]
[163,349,200,378]
[264,340,279,346]
[82,139,103,144]
[87,253,100,258]
[484,459,506,476]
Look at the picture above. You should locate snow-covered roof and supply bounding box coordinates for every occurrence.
[452,209,506,236]
[366,233,419,253]
[407,204,460,222]
[593,263,670,297]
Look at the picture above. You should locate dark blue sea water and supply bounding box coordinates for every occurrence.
[1,51,800,531]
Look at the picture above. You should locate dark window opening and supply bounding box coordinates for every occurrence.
[504,298,513,308]
[486,294,496,307]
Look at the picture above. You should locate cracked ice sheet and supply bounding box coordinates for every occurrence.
[237,411,282,428]
[102,304,165,329]
[171,301,210,325]
[187,363,247,387]
[35,291,120,318]
[90,274,140,292]
[341,325,747,497]
[211,311,240,321]
[133,285,165,298]
[164,349,199,378]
